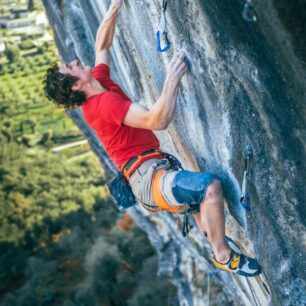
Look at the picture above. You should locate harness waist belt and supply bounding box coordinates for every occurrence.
[121,149,164,179]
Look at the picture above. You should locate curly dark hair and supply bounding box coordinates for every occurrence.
[43,62,86,109]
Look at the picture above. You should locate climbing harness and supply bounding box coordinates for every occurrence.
[239,145,253,211]
[151,155,200,237]
[156,0,171,52]
[108,149,164,212]
[109,148,200,236]
[137,152,186,213]
[242,1,258,22]
[152,152,200,237]
[121,149,164,179]
[152,161,200,237]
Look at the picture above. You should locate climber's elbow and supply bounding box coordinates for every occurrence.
[147,112,169,131]
[152,122,168,131]
[156,121,169,130]
[148,103,172,130]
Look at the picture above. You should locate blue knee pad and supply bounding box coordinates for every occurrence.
[171,171,219,206]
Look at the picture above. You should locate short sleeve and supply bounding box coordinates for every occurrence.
[93,64,131,100]
[93,64,114,89]
[97,92,132,126]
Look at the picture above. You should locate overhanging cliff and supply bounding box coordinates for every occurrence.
[42,0,306,305]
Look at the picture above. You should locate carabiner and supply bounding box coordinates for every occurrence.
[240,191,251,211]
[156,30,171,52]
[156,0,171,52]
[242,1,257,22]
[240,170,251,211]
[239,145,253,211]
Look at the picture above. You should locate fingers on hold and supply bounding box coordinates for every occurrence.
[169,54,178,66]
[169,52,187,71]
[180,51,186,58]
[176,51,186,62]
[178,65,188,78]
[183,66,188,74]
[175,60,187,72]
[170,57,178,68]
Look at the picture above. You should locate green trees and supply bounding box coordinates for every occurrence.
[4,44,20,63]
[71,223,177,306]
[28,0,35,11]
[19,39,35,51]
[127,256,177,306]
[0,138,107,245]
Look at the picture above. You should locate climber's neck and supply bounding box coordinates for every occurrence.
[85,78,107,99]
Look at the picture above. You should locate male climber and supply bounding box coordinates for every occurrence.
[43,0,261,277]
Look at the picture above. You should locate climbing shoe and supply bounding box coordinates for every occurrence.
[211,250,261,277]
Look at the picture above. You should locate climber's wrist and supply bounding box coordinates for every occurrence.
[111,0,124,10]
[165,74,181,87]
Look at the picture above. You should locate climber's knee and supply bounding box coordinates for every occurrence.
[203,179,223,202]
[207,179,223,195]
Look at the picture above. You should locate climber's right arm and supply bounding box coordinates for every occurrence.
[123,52,187,131]
[95,0,124,66]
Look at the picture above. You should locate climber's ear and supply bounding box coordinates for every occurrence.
[71,80,83,92]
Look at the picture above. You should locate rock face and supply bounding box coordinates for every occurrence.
[42,0,306,305]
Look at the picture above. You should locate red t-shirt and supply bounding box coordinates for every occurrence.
[82,64,160,168]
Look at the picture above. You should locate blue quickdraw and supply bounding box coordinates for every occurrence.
[156,0,171,52]
[242,1,258,23]
[156,31,171,52]
[239,145,253,211]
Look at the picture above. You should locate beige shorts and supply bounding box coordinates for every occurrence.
[128,158,186,212]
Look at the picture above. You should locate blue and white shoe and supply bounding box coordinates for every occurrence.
[211,250,261,277]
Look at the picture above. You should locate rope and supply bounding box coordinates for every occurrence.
[207,272,211,306]
[246,277,260,306]
[205,269,259,306]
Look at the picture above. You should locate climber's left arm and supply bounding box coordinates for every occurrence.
[95,0,124,67]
